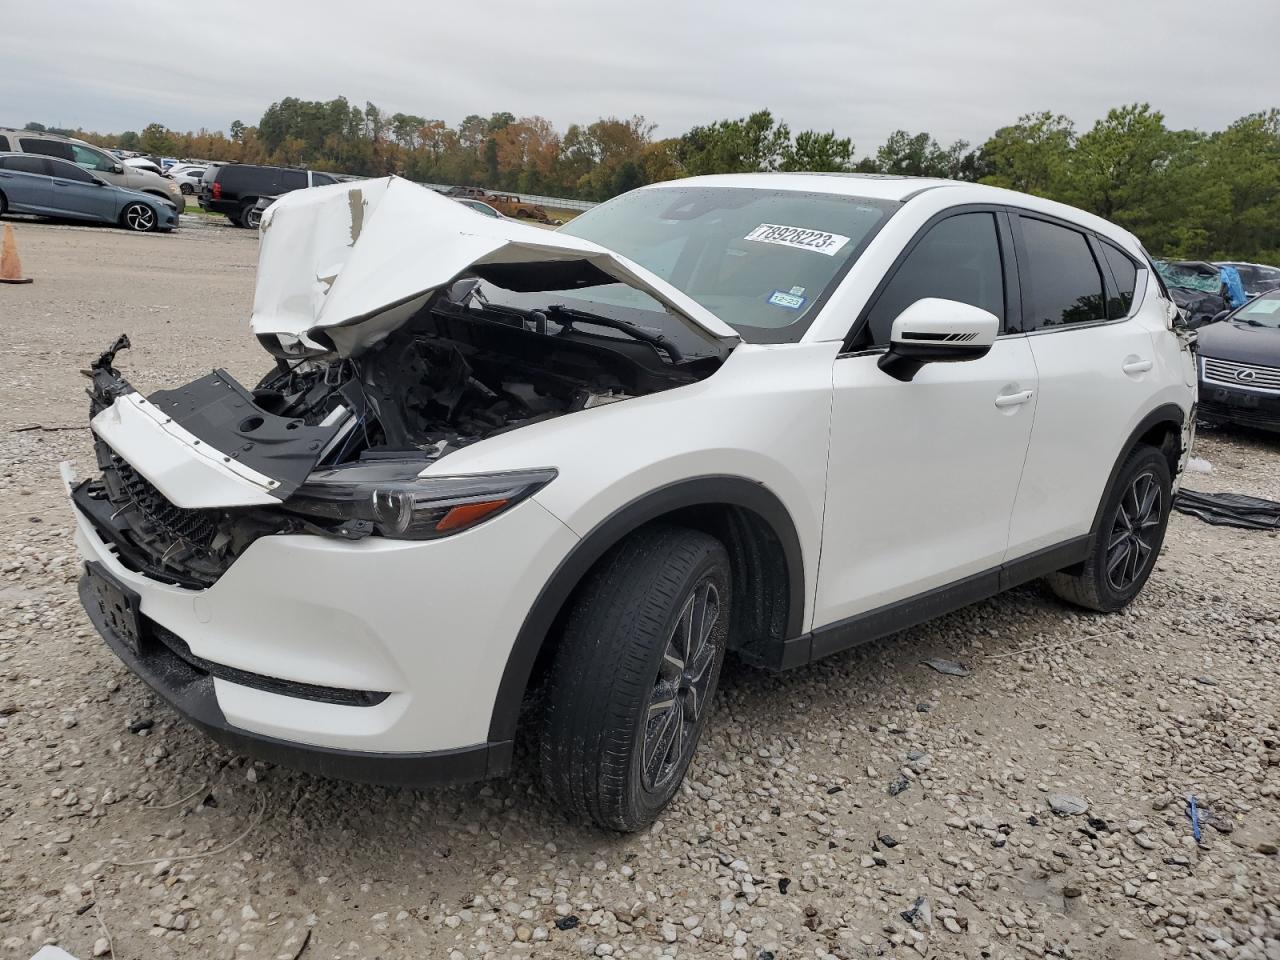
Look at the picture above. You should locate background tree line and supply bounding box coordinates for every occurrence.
[31,98,1280,261]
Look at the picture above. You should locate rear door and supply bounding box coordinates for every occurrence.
[46,157,117,222]
[1005,213,1159,556]
[0,155,53,212]
[815,208,1038,634]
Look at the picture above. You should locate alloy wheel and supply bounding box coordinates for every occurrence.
[1105,470,1162,591]
[641,578,720,792]
[124,204,155,232]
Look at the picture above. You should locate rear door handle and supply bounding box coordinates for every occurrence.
[1123,358,1153,374]
[994,389,1034,408]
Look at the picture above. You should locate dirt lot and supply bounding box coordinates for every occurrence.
[1,217,1277,960]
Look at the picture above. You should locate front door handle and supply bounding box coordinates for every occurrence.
[994,389,1034,408]
[1122,358,1153,374]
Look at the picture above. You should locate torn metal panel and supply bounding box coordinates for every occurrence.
[251,177,740,357]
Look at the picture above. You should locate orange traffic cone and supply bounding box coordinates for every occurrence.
[1,223,33,284]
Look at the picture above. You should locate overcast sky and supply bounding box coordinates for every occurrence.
[8,0,1277,153]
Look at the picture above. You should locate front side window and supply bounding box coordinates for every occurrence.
[863,212,1005,346]
[279,169,308,190]
[0,135,9,151]
[559,186,899,343]
[311,172,336,186]
[1019,217,1106,330]
[19,137,74,161]
[1101,240,1138,319]
[47,158,95,183]
[69,143,116,172]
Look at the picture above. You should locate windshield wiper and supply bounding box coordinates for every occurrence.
[1236,318,1268,327]
[548,304,684,363]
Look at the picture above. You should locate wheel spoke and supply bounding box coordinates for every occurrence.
[1138,477,1159,520]
[1107,526,1130,551]
[643,704,680,785]
[647,696,675,717]
[1107,541,1131,577]
[1127,539,1143,584]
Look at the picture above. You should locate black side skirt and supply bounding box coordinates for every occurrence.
[754,535,1091,671]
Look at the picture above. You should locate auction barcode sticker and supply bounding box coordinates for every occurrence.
[744,224,851,256]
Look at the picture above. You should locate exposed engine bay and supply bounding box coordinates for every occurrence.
[256,285,714,466]
[75,285,722,588]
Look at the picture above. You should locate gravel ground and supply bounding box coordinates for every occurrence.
[1,218,1277,960]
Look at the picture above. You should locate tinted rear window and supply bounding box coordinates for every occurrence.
[279,169,307,191]
[218,166,277,193]
[1101,241,1139,319]
[0,136,8,151]
[1019,217,1106,329]
[1,155,49,175]
[19,138,74,161]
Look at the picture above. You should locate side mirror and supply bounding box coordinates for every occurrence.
[878,298,999,382]
[1207,309,1231,326]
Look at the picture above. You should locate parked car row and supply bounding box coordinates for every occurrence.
[0,152,177,231]
[0,129,185,215]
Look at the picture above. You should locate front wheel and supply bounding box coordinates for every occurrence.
[121,202,157,232]
[1046,445,1172,612]
[539,524,731,831]
[240,203,262,229]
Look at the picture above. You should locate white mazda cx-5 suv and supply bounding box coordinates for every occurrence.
[66,173,1196,830]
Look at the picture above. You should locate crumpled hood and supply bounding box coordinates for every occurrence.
[251,176,740,356]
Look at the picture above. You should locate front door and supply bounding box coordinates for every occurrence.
[47,158,118,222]
[814,210,1037,631]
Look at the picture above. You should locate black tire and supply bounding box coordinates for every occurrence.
[239,203,261,229]
[1046,445,1172,612]
[180,183,194,195]
[120,202,158,232]
[540,523,731,831]
[0,191,7,216]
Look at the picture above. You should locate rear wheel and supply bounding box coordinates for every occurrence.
[539,524,730,831]
[1046,445,1171,612]
[121,202,157,232]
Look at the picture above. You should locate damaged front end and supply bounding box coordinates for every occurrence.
[72,179,734,588]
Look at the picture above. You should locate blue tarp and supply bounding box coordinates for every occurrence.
[1218,265,1247,309]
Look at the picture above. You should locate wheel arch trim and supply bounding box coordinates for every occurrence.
[1089,402,1186,535]
[485,475,805,744]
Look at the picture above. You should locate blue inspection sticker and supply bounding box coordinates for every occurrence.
[767,290,807,310]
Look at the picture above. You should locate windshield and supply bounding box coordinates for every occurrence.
[556,185,898,343]
[1230,291,1280,328]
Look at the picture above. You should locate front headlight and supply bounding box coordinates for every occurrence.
[285,462,557,540]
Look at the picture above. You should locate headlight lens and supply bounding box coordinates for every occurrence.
[285,462,557,540]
